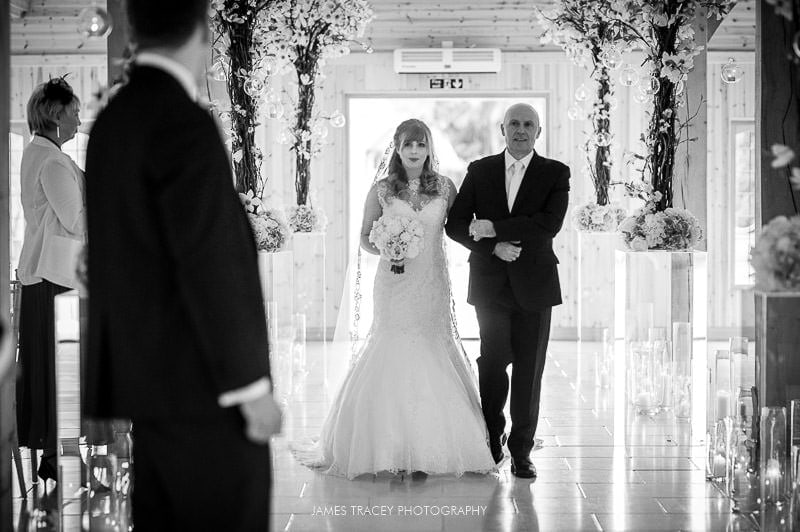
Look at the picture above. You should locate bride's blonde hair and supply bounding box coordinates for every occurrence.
[386,119,440,197]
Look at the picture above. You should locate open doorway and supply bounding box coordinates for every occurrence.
[346,95,548,339]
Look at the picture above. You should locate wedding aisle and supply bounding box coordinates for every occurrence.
[9,338,760,530]
[272,339,758,532]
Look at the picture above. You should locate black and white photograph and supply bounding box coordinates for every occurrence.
[0,0,798,531]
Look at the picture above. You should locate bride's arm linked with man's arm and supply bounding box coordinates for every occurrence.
[454,163,570,250]
[445,166,523,262]
[445,167,499,256]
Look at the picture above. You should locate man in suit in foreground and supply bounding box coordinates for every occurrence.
[84,0,281,528]
[446,103,570,479]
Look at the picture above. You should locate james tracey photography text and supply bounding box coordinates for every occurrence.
[311,505,488,517]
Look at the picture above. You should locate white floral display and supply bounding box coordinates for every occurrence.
[750,216,800,292]
[572,202,627,233]
[209,0,278,197]
[608,0,733,250]
[368,215,424,274]
[617,179,702,251]
[262,0,374,208]
[287,204,328,233]
[537,0,635,208]
[750,140,800,291]
[239,190,289,253]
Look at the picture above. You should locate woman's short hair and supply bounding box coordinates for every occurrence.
[26,77,80,135]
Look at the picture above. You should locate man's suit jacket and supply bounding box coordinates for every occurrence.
[445,151,570,311]
[83,66,270,422]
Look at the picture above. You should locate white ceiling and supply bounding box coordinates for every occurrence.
[9,0,756,56]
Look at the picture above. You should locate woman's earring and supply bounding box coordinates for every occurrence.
[56,124,61,138]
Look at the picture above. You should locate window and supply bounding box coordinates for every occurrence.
[730,119,755,288]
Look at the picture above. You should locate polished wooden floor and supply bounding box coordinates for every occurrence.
[12,337,768,531]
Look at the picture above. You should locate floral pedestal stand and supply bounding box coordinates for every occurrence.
[614,250,707,430]
[258,250,295,402]
[578,231,618,341]
[291,232,327,342]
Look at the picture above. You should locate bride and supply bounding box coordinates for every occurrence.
[295,119,496,478]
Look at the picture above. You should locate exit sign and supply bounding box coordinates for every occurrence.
[429,78,464,89]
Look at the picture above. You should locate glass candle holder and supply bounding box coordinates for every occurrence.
[672,322,692,421]
[594,327,613,389]
[706,418,728,481]
[729,420,760,512]
[648,327,671,408]
[714,349,734,420]
[628,341,663,415]
[731,337,754,413]
[761,406,788,505]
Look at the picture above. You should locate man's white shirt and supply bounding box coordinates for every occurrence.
[504,149,534,211]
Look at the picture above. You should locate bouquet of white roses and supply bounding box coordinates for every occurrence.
[368,215,425,274]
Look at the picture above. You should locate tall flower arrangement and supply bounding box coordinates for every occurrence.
[537,0,634,211]
[210,1,291,251]
[210,0,276,198]
[611,0,735,249]
[262,0,374,230]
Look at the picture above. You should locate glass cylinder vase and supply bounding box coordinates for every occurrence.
[672,322,692,421]
[628,342,664,415]
[761,406,789,505]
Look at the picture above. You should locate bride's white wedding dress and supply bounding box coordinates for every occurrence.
[295,176,495,479]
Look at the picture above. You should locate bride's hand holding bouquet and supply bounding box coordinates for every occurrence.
[369,215,424,274]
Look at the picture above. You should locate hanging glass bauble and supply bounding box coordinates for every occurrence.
[674,80,685,96]
[567,105,583,121]
[266,102,284,120]
[595,131,611,147]
[634,90,650,104]
[210,60,227,82]
[600,48,623,70]
[78,6,112,39]
[218,111,232,123]
[574,83,590,102]
[278,129,292,145]
[619,65,639,87]
[243,78,266,98]
[329,110,346,128]
[720,58,744,84]
[642,76,661,95]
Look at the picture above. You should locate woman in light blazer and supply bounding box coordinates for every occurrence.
[17,77,85,483]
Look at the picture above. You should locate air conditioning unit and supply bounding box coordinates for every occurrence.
[393,48,502,74]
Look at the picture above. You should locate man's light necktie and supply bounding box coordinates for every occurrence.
[507,161,523,211]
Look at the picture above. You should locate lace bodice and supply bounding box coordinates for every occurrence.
[368,175,454,338]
